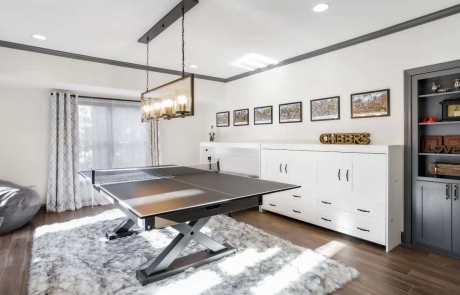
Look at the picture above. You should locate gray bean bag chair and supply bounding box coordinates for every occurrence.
[0,180,41,235]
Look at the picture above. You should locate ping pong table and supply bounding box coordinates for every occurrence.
[79,163,299,286]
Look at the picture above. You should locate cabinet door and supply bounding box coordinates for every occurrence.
[453,184,460,254]
[413,181,452,252]
[261,150,289,182]
[343,153,387,204]
[314,152,343,192]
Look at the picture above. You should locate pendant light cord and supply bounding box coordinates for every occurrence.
[146,37,149,91]
[182,2,185,77]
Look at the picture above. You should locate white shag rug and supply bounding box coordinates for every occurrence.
[29,211,359,295]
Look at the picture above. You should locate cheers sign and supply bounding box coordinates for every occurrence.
[320,133,371,145]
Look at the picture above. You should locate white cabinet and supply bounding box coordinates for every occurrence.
[260,144,403,252]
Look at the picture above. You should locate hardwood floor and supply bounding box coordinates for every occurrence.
[1,205,459,295]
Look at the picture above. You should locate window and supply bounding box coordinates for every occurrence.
[78,97,148,171]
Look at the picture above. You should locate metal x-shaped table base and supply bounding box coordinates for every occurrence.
[136,216,236,286]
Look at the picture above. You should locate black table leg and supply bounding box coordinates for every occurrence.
[106,217,143,240]
[136,216,236,286]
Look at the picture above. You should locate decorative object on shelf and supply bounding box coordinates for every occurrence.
[430,163,460,177]
[420,136,443,153]
[216,111,230,127]
[234,109,249,126]
[444,135,460,147]
[455,79,460,92]
[311,96,340,121]
[440,97,460,121]
[279,102,302,123]
[351,89,390,119]
[431,83,441,94]
[319,133,371,145]
[437,88,452,93]
[429,145,460,154]
[141,2,194,121]
[421,116,437,123]
[254,106,273,125]
[209,126,215,142]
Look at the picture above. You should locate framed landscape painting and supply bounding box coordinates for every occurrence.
[216,111,230,127]
[351,89,390,119]
[279,102,302,123]
[254,106,273,125]
[234,109,249,126]
[311,96,340,121]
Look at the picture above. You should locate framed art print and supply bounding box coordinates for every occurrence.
[351,89,390,119]
[233,109,249,126]
[311,96,340,121]
[279,102,302,123]
[254,106,273,125]
[216,111,230,127]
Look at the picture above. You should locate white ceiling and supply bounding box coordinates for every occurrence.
[0,0,459,79]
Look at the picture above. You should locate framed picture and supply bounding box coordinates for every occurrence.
[233,109,249,126]
[254,106,273,125]
[444,135,460,147]
[216,111,230,127]
[279,102,302,123]
[421,136,443,153]
[311,96,340,121]
[351,89,390,119]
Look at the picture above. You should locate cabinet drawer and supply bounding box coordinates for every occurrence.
[316,207,385,245]
[317,195,338,210]
[341,200,385,224]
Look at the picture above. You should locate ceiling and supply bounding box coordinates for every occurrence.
[0,0,459,79]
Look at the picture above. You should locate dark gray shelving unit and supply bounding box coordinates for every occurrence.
[406,64,460,257]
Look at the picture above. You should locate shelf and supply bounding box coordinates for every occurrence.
[418,121,460,125]
[419,153,460,157]
[417,175,460,184]
[419,91,460,98]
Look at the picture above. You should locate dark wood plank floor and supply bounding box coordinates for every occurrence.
[1,205,460,295]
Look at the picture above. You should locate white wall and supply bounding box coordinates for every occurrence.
[0,48,225,203]
[0,85,50,201]
[209,14,460,145]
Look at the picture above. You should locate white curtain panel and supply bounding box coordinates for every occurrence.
[78,97,152,171]
[46,92,82,212]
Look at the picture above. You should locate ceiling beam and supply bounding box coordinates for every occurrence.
[138,0,199,44]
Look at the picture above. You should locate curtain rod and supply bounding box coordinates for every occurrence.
[50,93,140,103]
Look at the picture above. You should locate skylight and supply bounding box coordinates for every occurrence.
[231,53,278,71]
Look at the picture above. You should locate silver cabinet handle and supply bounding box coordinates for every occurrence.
[357,209,370,213]
[338,169,341,181]
[279,164,282,173]
[446,184,450,200]
[293,195,301,198]
[346,170,349,182]
[357,227,370,232]
[321,218,331,222]
[455,185,458,201]
[285,164,288,173]
[269,203,276,206]
[293,210,301,213]
[321,201,331,205]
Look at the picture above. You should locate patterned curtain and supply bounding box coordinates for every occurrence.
[46,92,82,212]
[147,120,162,166]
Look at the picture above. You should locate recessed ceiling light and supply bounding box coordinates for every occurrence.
[231,53,278,71]
[32,34,47,40]
[190,65,198,68]
[313,4,329,12]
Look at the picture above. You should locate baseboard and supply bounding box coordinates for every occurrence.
[39,204,47,212]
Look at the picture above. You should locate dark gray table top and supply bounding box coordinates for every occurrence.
[80,168,299,218]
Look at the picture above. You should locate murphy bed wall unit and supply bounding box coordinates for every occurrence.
[260,144,403,252]
[405,60,460,257]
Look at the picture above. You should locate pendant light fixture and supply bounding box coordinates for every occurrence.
[141,0,194,122]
